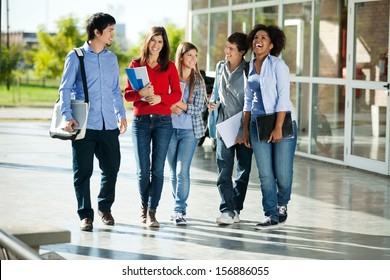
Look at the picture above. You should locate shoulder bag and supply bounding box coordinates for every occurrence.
[49,48,89,141]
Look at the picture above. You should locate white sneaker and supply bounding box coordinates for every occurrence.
[233,210,240,223]
[216,212,234,225]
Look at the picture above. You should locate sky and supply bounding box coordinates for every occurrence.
[1,0,188,45]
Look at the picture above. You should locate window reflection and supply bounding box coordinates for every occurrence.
[284,3,312,77]
[354,1,389,82]
[209,12,228,71]
[192,14,208,71]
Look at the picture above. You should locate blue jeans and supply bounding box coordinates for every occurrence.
[250,120,298,222]
[72,128,121,221]
[216,138,253,215]
[132,115,173,211]
[166,128,198,214]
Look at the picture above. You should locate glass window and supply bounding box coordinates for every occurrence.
[192,14,209,71]
[209,12,228,71]
[310,84,344,160]
[351,87,386,161]
[294,82,310,154]
[254,6,278,26]
[191,0,208,10]
[211,0,229,8]
[233,0,252,4]
[354,0,389,82]
[316,1,347,78]
[283,2,312,77]
[232,9,252,34]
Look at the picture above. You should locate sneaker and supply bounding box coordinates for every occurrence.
[80,218,93,231]
[255,216,279,230]
[278,206,287,224]
[216,212,234,225]
[170,212,186,221]
[233,210,240,223]
[173,213,187,226]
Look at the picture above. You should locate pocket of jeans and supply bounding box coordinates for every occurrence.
[158,115,172,124]
[133,116,142,123]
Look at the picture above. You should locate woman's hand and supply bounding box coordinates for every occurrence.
[139,83,154,98]
[145,95,162,106]
[170,103,183,115]
[243,129,251,148]
[268,127,283,143]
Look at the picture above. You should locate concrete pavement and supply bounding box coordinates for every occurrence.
[0,106,389,260]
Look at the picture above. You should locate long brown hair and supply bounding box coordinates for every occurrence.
[175,42,201,103]
[136,26,170,72]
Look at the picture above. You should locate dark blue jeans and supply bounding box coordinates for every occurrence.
[132,114,173,211]
[72,128,121,221]
[216,138,253,215]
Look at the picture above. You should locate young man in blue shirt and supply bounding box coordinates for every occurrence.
[59,13,127,231]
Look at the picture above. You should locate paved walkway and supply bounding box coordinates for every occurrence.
[0,107,389,262]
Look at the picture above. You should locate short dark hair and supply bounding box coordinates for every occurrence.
[86,13,116,40]
[227,32,248,56]
[247,24,286,56]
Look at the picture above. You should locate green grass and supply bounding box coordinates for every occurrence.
[0,83,133,110]
[0,84,58,107]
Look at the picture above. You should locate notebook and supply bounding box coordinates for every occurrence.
[255,112,293,142]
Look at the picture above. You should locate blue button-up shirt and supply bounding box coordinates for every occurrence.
[59,42,126,130]
[244,54,295,121]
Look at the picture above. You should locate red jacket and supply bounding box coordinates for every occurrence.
[124,60,181,116]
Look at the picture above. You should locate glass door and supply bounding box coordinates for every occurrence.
[346,0,390,174]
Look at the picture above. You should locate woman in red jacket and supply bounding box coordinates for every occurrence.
[124,26,181,227]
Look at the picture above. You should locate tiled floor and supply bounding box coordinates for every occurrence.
[0,121,389,260]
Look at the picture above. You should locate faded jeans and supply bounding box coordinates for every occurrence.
[166,128,198,214]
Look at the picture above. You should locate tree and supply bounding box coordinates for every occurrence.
[125,23,185,63]
[165,23,185,61]
[0,44,23,87]
[32,16,84,81]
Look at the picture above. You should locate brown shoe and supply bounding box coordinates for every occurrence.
[147,210,159,227]
[98,211,115,226]
[140,203,147,224]
[80,218,93,231]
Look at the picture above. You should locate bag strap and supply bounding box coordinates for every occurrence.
[73,48,89,103]
[211,61,225,103]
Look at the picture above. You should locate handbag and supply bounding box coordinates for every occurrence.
[207,61,224,139]
[49,48,89,141]
[256,112,294,142]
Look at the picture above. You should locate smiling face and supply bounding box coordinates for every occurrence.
[182,48,198,70]
[148,35,164,56]
[98,24,115,47]
[224,41,244,65]
[252,30,273,57]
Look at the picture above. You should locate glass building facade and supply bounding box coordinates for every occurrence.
[187,0,390,175]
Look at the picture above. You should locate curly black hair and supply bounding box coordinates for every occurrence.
[247,24,286,57]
